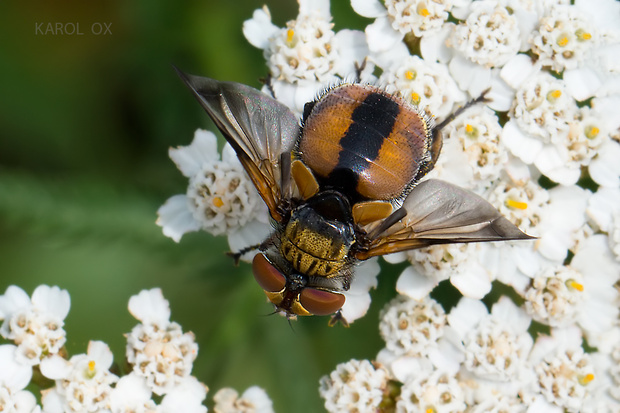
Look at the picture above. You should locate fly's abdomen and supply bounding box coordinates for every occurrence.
[298,84,433,201]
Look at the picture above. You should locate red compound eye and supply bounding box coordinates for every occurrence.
[299,288,345,316]
[252,253,286,293]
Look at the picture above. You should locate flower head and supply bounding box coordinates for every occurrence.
[0,285,70,366]
[125,289,198,396]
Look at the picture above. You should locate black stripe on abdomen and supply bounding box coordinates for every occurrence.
[327,92,400,198]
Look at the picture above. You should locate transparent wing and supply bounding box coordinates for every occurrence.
[175,68,299,222]
[357,179,533,259]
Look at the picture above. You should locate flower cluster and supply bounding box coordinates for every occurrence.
[154,0,620,410]
[0,285,274,413]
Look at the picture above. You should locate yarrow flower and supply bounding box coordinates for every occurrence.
[213,386,274,413]
[319,359,389,412]
[243,0,372,115]
[125,288,199,396]
[0,285,70,366]
[0,285,275,412]
[157,129,271,262]
[40,341,118,412]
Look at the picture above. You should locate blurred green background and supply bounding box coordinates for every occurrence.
[0,1,409,411]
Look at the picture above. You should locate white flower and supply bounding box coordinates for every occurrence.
[213,386,273,413]
[40,341,118,412]
[429,105,508,193]
[396,369,466,413]
[0,344,38,413]
[449,1,521,68]
[125,289,198,396]
[319,359,388,413]
[158,377,208,413]
[530,4,599,73]
[0,285,70,366]
[108,373,157,413]
[379,55,467,119]
[395,242,493,300]
[502,71,581,185]
[528,327,596,412]
[587,186,620,261]
[339,258,380,324]
[157,129,271,261]
[353,0,454,59]
[243,0,371,115]
[379,295,446,358]
[447,297,533,383]
[523,265,585,328]
[0,384,39,413]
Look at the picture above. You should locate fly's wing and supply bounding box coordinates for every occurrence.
[356,179,533,259]
[175,68,299,222]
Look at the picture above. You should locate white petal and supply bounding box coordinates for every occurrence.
[448,55,491,97]
[240,386,274,412]
[537,229,571,262]
[0,285,31,318]
[365,16,403,53]
[589,141,620,188]
[299,0,331,20]
[159,377,208,413]
[564,67,603,101]
[500,54,536,90]
[31,285,70,321]
[351,0,386,18]
[227,219,272,263]
[128,288,171,325]
[587,187,620,232]
[11,390,38,413]
[169,129,219,178]
[534,145,581,185]
[396,266,437,300]
[87,340,114,369]
[0,345,32,392]
[382,252,406,264]
[41,388,67,413]
[110,373,153,409]
[340,259,380,323]
[420,23,455,64]
[491,296,530,333]
[39,354,71,380]
[486,74,514,112]
[333,29,371,77]
[447,297,488,338]
[575,0,620,33]
[501,121,543,164]
[242,7,278,50]
[156,195,201,243]
[449,266,491,299]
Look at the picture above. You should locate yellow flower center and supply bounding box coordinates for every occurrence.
[411,92,421,105]
[576,29,592,41]
[557,35,569,47]
[585,125,599,139]
[506,199,528,210]
[417,5,430,17]
[566,279,584,292]
[405,70,415,80]
[213,197,224,208]
[547,89,562,103]
[286,29,295,44]
[579,373,594,386]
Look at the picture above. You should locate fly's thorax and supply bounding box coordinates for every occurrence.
[298,83,434,202]
[280,204,355,277]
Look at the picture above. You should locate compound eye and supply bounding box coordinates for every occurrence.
[252,253,286,293]
[299,288,345,316]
